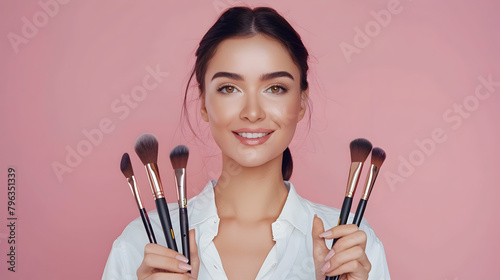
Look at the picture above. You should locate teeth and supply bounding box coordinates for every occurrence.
[237,132,270,139]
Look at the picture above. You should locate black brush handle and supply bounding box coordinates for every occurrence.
[352,199,367,227]
[179,207,190,264]
[332,200,367,280]
[325,196,352,280]
[338,196,352,226]
[156,197,178,251]
[140,208,157,244]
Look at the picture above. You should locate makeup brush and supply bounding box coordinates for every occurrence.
[326,138,372,280]
[170,145,190,263]
[120,153,157,244]
[336,138,373,230]
[135,133,178,251]
[352,147,386,226]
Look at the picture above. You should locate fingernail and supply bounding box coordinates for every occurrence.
[179,262,192,271]
[324,249,335,261]
[175,254,189,263]
[319,230,332,238]
[321,261,330,275]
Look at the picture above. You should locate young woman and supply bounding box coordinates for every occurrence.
[103,6,390,280]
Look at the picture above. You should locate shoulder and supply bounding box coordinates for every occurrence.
[290,183,376,235]
[301,197,340,227]
[102,213,152,279]
[300,195,381,244]
[290,183,384,253]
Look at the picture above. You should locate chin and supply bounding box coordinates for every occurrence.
[227,150,283,169]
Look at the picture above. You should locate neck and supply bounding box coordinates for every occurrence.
[214,155,288,222]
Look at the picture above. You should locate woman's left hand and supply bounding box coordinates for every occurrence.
[312,215,371,280]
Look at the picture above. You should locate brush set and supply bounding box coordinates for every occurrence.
[118,134,385,275]
[326,138,386,280]
[119,133,190,263]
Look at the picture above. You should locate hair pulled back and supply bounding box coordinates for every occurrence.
[184,6,309,181]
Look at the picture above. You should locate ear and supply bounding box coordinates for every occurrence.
[297,88,308,122]
[200,94,209,122]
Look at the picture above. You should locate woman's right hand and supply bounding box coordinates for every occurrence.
[137,229,199,279]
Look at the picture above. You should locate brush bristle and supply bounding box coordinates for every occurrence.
[349,138,373,162]
[169,145,189,169]
[120,153,134,178]
[134,133,159,165]
[371,147,386,168]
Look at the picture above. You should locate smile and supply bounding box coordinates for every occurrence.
[233,130,274,146]
[236,132,271,139]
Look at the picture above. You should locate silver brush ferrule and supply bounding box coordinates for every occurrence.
[345,162,363,197]
[361,164,380,200]
[145,163,165,199]
[126,176,144,209]
[174,168,187,208]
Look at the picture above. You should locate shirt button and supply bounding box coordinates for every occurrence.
[275,222,281,229]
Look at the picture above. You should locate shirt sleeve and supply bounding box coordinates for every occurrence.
[102,219,150,280]
[361,222,391,280]
[102,239,132,280]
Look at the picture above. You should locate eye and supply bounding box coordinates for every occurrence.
[217,85,240,94]
[265,85,287,94]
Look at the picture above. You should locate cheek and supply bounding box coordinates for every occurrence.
[268,97,302,126]
[205,94,238,126]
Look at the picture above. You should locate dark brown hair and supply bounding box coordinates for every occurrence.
[183,6,309,180]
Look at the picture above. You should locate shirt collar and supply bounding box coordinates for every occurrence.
[188,180,219,227]
[188,180,311,235]
[276,181,310,235]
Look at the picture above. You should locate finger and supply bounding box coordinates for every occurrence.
[312,215,325,238]
[137,244,192,279]
[312,215,331,279]
[323,245,371,276]
[312,216,330,257]
[332,230,368,252]
[319,224,359,240]
[144,243,190,262]
[142,252,192,274]
[325,259,369,279]
[144,271,193,280]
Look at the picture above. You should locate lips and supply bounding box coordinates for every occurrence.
[232,129,274,146]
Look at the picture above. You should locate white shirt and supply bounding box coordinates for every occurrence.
[103,181,391,280]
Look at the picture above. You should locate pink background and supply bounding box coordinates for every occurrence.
[1,0,499,279]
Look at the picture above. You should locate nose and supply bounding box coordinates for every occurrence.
[239,92,265,122]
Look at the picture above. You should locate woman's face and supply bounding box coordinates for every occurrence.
[201,34,307,168]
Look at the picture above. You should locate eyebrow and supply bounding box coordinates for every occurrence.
[211,72,243,81]
[211,71,295,81]
[261,71,294,81]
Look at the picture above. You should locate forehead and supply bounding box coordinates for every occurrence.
[205,34,300,80]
